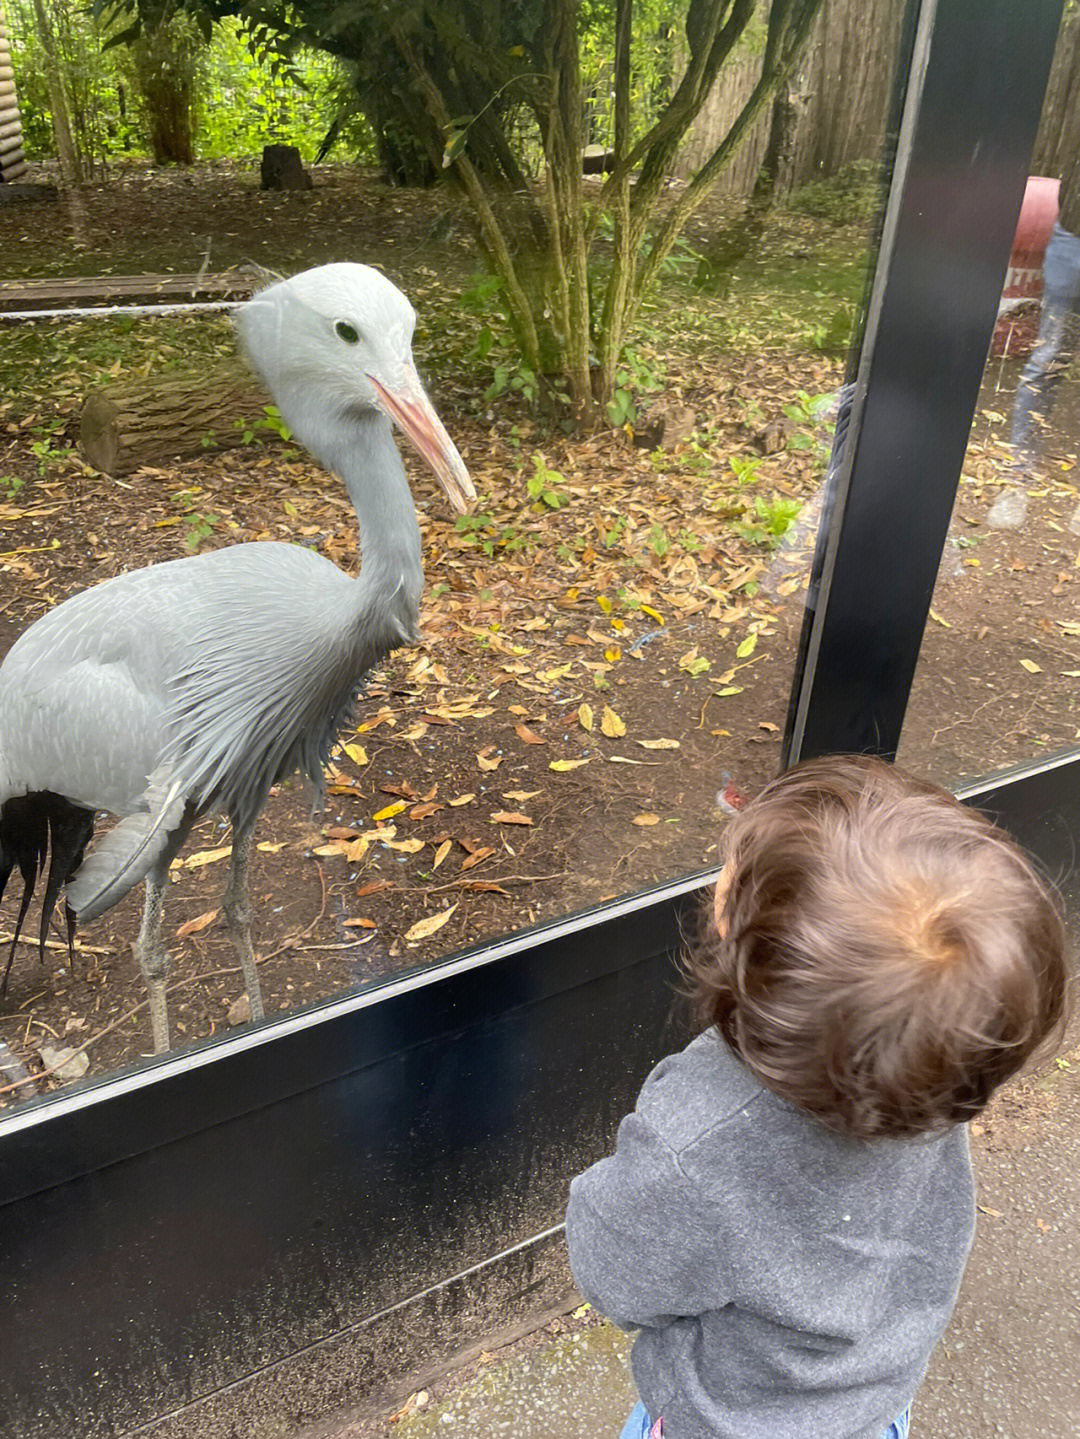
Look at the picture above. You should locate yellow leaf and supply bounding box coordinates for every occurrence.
[638,738,680,750]
[182,845,232,870]
[503,789,541,801]
[597,595,613,613]
[736,632,758,659]
[929,609,951,628]
[256,841,286,853]
[313,844,346,858]
[385,837,425,854]
[601,705,627,738]
[632,813,661,826]
[342,742,369,767]
[449,793,476,806]
[550,758,590,771]
[1020,658,1042,673]
[491,810,534,825]
[477,751,502,771]
[605,646,622,663]
[404,904,458,943]
[640,605,665,624]
[432,838,452,870]
[373,800,408,821]
[578,702,594,732]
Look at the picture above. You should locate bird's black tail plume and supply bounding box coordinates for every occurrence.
[0,793,95,993]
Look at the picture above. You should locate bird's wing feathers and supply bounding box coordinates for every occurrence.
[65,767,188,921]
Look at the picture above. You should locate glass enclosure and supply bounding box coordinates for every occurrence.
[0,4,911,1101]
[897,7,1080,786]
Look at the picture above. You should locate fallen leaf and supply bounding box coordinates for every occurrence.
[515,722,545,745]
[356,879,394,897]
[632,813,661,826]
[638,738,680,750]
[432,838,453,870]
[977,1204,1003,1218]
[928,609,951,628]
[461,846,496,870]
[578,702,594,731]
[477,749,503,771]
[384,837,425,854]
[550,758,590,771]
[715,685,743,697]
[1020,658,1042,673]
[178,845,233,870]
[344,917,377,929]
[491,811,534,825]
[373,800,408,822]
[503,789,541,801]
[404,904,458,943]
[409,801,443,820]
[458,880,510,894]
[342,742,369,767]
[678,647,711,676]
[256,841,287,853]
[448,793,476,807]
[313,843,347,858]
[736,632,759,658]
[176,908,219,938]
[601,705,627,738]
[758,721,780,733]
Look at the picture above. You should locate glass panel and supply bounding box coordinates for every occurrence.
[897,10,1080,789]
[1,0,911,1105]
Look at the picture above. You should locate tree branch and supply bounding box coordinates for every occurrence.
[630,0,823,313]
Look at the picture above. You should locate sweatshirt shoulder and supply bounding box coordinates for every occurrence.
[635,1030,768,1156]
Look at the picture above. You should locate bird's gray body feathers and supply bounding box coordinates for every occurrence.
[0,540,413,920]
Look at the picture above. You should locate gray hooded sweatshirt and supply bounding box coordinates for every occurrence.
[566,1031,975,1439]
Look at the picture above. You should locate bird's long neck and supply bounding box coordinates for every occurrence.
[320,411,424,650]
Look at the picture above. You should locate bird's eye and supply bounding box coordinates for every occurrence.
[335,321,360,344]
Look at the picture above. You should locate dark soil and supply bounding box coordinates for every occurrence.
[1,164,1077,1105]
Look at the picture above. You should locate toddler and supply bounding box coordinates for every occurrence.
[567,755,1070,1439]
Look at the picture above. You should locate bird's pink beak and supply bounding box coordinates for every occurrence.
[368,370,475,515]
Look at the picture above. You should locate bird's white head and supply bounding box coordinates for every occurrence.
[236,262,475,514]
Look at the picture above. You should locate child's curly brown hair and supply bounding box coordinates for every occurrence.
[686,755,1072,1140]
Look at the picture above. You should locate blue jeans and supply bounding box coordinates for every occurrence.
[1011,221,1080,463]
[618,1400,911,1438]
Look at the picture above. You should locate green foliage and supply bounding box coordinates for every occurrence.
[0,475,27,499]
[5,0,367,166]
[735,494,803,547]
[787,159,884,227]
[526,453,567,509]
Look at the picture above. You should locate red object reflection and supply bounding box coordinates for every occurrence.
[993,176,1060,358]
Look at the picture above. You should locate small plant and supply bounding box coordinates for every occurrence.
[646,522,670,558]
[29,438,69,474]
[0,474,26,499]
[602,515,627,548]
[728,454,763,487]
[172,488,220,551]
[783,390,834,426]
[257,405,294,442]
[527,453,567,509]
[606,384,636,428]
[735,495,803,548]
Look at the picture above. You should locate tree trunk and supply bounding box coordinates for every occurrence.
[28,0,82,186]
[80,363,272,477]
[697,76,801,295]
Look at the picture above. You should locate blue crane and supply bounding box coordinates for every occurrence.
[0,263,474,1053]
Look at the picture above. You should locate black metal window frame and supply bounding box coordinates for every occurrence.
[3,2,1077,1435]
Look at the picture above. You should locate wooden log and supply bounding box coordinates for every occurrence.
[80,362,276,477]
[0,131,24,158]
[0,157,26,183]
[0,117,22,142]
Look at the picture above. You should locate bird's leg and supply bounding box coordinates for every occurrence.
[134,864,172,1055]
[222,818,264,1024]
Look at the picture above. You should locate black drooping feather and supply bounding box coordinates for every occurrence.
[0,793,95,993]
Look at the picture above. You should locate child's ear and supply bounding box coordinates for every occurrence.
[713,861,734,937]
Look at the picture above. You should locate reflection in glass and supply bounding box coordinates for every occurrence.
[897,14,1080,788]
[0,2,908,1104]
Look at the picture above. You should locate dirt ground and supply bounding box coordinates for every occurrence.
[1,164,1077,1104]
